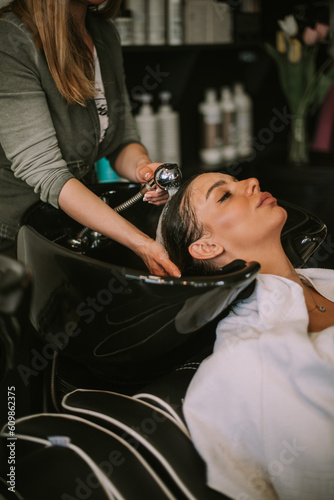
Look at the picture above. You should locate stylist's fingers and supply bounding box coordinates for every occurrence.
[144,188,169,205]
[139,239,181,278]
[136,162,162,184]
[150,254,181,277]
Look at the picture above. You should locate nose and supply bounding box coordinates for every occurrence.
[242,177,260,197]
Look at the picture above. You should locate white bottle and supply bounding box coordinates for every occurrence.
[167,0,184,45]
[147,0,166,45]
[113,8,133,46]
[198,88,223,166]
[127,0,146,45]
[135,94,159,162]
[234,82,253,159]
[157,91,181,165]
[220,86,237,163]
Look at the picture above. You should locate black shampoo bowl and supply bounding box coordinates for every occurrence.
[17,182,326,395]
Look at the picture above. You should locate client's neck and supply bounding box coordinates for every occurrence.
[256,244,301,285]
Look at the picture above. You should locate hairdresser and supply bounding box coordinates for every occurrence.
[0,0,180,277]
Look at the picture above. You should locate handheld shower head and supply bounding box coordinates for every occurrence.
[144,162,182,191]
[113,163,182,213]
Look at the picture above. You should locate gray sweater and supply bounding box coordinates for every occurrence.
[0,10,140,241]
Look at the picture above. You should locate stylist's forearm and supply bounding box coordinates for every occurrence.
[58,178,150,250]
[114,143,151,181]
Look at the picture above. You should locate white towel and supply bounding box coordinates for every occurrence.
[184,268,334,500]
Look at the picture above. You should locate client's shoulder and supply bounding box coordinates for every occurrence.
[298,267,334,301]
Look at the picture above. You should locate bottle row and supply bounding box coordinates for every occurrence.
[114,0,233,46]
[199,83,253,166]
[134,92,181,166]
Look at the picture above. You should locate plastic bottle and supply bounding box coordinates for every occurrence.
[167,0,184,45]
[157,91,181,165]
[135,94,159,162]
[95,157,121,183]
[147,0,166,45]
[127,0,146,45]
[220,86,237,163]
[113,8,133,46]
[198,88,222,166]
[234,82,253,159]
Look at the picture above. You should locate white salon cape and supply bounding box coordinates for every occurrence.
[183,268,334,500]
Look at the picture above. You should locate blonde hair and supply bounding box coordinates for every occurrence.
[1,0,122,106]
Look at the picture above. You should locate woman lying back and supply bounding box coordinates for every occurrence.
[161,172,334,500]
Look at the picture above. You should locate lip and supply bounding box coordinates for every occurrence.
[257,192,277,208]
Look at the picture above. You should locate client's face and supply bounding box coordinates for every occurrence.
[188,173,287,264]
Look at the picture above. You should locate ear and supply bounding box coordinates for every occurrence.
[189,238,224,261]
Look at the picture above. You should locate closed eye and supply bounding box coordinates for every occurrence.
[217,191,231,203]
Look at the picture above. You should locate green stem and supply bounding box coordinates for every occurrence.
[297,54,333,114]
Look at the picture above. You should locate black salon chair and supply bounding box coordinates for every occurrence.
[0,248,228,499]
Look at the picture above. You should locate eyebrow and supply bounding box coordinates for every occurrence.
[205,177,237,200]
[206,180,226,200]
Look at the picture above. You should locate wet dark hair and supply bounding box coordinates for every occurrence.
[161,175,216,276]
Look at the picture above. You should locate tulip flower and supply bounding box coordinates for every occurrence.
[265,13,334,165]
[287,38,302,63]
[276,31,287,54]
[302,27,320,46]
[278,15,299,38]
[315,23,330,41]
[265,16,334,115]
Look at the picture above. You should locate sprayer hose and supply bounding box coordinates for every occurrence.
[75,191,144,241]
[113,191,144,213]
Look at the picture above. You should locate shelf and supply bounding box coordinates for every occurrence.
[122,42,263,53]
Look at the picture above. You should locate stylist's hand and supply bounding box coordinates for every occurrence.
[137,237,181,277]
[136,162,169,206]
